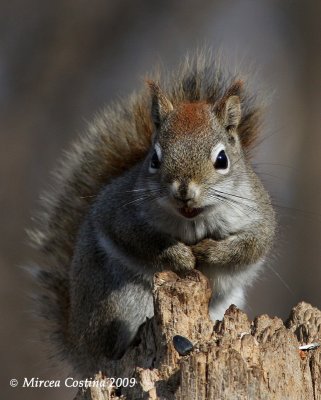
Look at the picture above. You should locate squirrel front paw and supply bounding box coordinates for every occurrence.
[191,238,221,265]
[165,242,196,271]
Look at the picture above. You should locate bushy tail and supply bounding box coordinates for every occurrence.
[29,94,153,360]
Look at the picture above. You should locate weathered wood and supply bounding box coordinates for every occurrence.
[75,270,321,400]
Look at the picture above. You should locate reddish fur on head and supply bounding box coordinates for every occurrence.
[170,102,211,135]
[147,77,259,150]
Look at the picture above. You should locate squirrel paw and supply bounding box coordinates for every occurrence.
[167,242,195,271]
[191,238,220,264]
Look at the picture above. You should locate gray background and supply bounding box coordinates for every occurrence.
[0,1,320,399]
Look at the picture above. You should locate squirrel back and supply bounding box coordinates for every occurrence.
[29,50,261,363]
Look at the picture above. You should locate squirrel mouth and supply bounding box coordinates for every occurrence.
[178,207,204,219]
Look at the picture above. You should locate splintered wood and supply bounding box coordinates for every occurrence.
[75,270,321,400]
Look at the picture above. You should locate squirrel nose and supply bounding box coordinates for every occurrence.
[173,195,193,204]
[171,181,199,203]
[178,182,189,199]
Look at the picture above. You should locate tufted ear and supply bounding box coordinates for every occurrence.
[147,80,173,129]
[215,80,243,130]
[222,95,241,129]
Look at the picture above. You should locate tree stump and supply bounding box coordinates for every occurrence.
[75,270,321,400]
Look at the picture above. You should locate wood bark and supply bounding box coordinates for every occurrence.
[75,270,321,400]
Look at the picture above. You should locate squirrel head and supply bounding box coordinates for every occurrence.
[146,80,249,220]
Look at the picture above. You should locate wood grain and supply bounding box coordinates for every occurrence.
[75,270,321,400]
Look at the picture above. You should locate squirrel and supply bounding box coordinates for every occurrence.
[29,51,276,376]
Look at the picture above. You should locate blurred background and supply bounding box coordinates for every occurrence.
[0,0,320,399]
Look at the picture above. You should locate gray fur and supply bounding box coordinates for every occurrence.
[29,50,275,376]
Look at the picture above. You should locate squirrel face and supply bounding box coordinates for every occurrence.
[146,81,249,220]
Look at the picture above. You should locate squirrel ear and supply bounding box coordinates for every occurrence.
[215,80,243,129]
[222,95,241,129]
[147,80,173,129]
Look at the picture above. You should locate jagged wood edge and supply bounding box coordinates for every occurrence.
[75,270,321,400]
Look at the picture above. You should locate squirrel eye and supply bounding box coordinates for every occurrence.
[149,150,161,172]
[214,150,229,171]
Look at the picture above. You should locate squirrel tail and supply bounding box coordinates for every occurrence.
[28,49,261,364]
[28,93,153,362]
